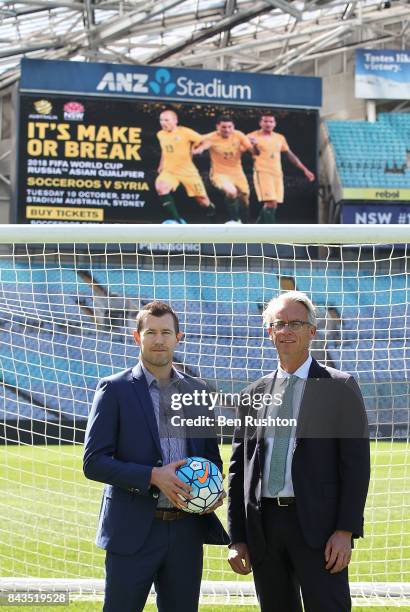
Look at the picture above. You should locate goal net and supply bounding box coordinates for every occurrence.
[0,224,409,607]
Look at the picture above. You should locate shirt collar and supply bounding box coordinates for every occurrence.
[140,361,184,387]
[277,354,312,380]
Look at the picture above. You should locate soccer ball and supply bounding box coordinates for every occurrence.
[176,456,224,513]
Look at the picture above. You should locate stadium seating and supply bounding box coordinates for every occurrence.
[326,113,410,188]
[0,264,408,433]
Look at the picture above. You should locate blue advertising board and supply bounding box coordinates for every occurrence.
[342,203,410,225]
[20,58,322,109]
[355,49,410,100]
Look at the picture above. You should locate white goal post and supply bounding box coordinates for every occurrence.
[0,223,409,244]
[0,224,409,607]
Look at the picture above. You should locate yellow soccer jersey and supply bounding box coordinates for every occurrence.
[247,131,289,175]
[205,130,252,173]
[157,126,202,176]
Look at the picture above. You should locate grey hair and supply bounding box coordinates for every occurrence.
[263,291,317,327]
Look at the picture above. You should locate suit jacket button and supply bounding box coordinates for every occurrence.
[157,460,163,466]
[153,492,159,499]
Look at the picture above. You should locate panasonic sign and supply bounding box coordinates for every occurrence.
[96,71,252,101]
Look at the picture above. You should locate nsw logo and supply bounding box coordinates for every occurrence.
[149,68,176,95]
[64,101,85,121]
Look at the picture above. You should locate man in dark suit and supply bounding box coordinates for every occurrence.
[227,291,370,612]
[84,301,228,612]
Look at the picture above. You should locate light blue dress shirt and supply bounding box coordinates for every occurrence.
[262,355,312,498]
[141,362,187,508]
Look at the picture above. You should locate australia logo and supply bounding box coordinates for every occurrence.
[34,99,52,115]
[30,99,57,120]
[148,68,176,95]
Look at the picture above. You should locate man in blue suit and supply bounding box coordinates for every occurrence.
[84,301,228,612]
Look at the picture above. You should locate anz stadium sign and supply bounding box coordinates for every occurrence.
[20,58,321,109]
[96,68,252,102]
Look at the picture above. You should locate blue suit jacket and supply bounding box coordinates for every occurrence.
[84,362,229,555]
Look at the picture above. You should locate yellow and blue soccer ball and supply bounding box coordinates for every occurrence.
[176,456,224,513]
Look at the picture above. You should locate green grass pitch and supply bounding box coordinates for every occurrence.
[0,441,408,611]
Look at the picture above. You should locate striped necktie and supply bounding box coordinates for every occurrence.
[268,374,298,496]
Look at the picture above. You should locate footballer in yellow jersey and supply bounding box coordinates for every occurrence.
[193,116,254,223]
[155,110,215,223]
[248,115,315,223]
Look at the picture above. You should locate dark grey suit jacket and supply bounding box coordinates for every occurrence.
[227,358,370,564]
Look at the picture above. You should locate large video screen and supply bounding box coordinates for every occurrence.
[17,60,320,225]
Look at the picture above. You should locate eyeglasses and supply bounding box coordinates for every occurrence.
[269,320,311,331]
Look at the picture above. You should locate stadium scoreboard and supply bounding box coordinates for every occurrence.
[16,58,321,225]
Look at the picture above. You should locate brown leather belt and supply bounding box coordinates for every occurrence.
[155,509,187,521]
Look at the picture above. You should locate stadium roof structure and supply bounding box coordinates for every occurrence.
[0,0,408,90]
